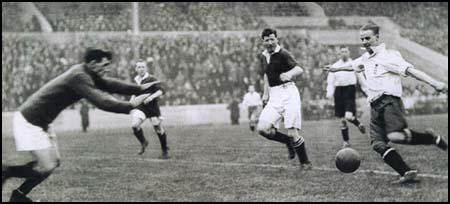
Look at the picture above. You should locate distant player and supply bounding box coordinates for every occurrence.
[256,28,311,168]
[242,85,263,132]
[336,23,448,184]
[324,45,366,148]
[2,49,159,202]
[130,60,169,159]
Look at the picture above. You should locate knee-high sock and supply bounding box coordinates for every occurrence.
[157,132,168,151]
[348,118,361,127]
[18,172,51,195]
[293,137,310,164]
[341,127,349,142]
[382,148,411,176]
[132,127,146,145]
[406,129,436,145]
[4,161,42,179]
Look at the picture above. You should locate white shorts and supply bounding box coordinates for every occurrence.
[131,109,163,126]
[13,112,57,151]
[258,82,302,129]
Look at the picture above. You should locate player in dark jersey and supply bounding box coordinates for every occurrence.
[256,28,312,169]
[2,48,160,202]
[130,60,169,159]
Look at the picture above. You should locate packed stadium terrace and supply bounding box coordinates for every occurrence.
[2,2,448,118]
[1,33,338,109]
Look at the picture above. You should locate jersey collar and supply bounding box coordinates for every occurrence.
[262,44,281,56]
[134,72,149,84]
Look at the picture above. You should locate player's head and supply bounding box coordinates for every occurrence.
[338,45,350,60]
[248,85,255,93]
[84,48,112,77]
[135,60,148,77]
[359,23,380,48]
[261,28,279,53]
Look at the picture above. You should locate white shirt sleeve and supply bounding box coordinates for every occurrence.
[326,73,335,98]
[375,50,412,77]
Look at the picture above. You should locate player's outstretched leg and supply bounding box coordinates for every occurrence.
[372,140,417,184]
[257,122,295,160]
[345,112,366,134]
[132,127,148,155]
[6,149,59,202]
[388,129,448,151]
[257,122,295,159]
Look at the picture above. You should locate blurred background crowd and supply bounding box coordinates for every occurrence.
[2,2,448,120]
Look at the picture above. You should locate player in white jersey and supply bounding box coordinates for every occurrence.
[325,46,366,148]
[335,23,448,184]
[242,85,263,132]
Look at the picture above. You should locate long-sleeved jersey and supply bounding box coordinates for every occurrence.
[19,64,145,130]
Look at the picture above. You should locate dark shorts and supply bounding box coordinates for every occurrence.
[248,106,258,119]
[369,95,408,143]
[334,85,356,118]
[137,105,161,118]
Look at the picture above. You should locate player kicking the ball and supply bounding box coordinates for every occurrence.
[130,60,169,159]
[324,45,367,148]
[2,49,160,202]
[337,23,448,184]
[256,28,311,169]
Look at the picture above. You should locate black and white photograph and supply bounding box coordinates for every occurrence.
[2,2,448,202]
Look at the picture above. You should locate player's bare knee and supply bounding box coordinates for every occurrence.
[387,132,407,143]
[344,112,355,121]
[340,118,347,127]
[257,126,273,138]
[153,125,164,135]
[35,159,59,175]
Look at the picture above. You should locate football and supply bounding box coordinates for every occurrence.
[335,147,361,173]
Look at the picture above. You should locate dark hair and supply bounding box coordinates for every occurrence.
[261,28,277,39]
[360,23,380,36]
[339,45,349,49]
[83,48,112,63]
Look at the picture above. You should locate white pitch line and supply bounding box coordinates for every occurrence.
[64,155,448,180]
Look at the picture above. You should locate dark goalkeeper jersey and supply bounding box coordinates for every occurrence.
[19,64,144,130]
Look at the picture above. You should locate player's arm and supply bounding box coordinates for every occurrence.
[143,90,164,104]
[280,65,304,81]
[280,51,304,81]
[325,73,335,99]
[354,64,369,95]
[99,77,161,95]
[70,74,151,114]
[406,68,448,93]
[262,74,270,105]
[324,65,354,72]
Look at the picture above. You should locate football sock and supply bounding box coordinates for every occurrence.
[383,149,411,176]
[341,127,349,142]
[293,137,310,164]
[408,129,436,145]
[271,131,291,145]
[4,161,42,179]
[17,173,51,195]
[348,118,361,127]
[132,127,146,145]
[157,132,168,151]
